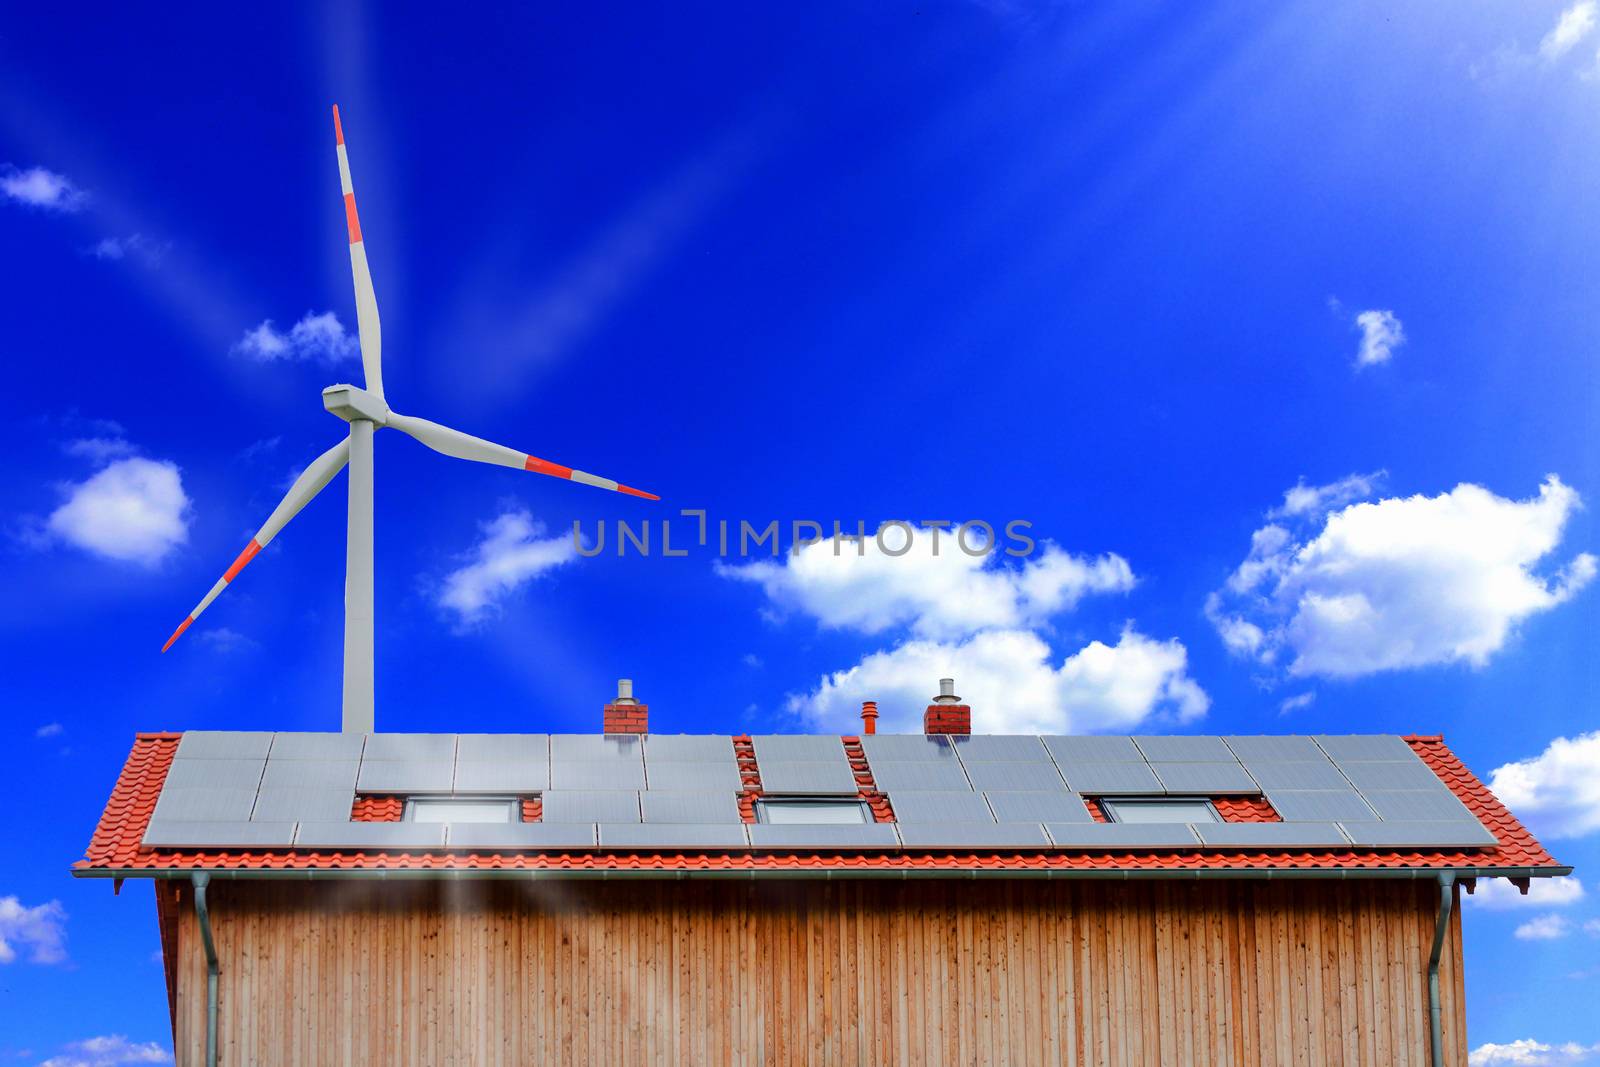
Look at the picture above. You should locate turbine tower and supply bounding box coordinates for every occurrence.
[162,106,658,732]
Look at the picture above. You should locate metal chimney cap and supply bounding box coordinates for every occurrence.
[613,678,637,705]
[933,677,961,704]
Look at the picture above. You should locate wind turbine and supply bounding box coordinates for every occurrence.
[162,106,659,733]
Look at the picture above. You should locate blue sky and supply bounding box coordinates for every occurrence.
[4,3,1600,1063]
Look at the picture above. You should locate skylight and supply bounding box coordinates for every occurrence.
[406,798,518,824]
[1102,799,1219,824]
[757,799,869,824]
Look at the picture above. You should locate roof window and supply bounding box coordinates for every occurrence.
[757,799,869,824]
[406,797,519,823]
[1102,798,1219,824]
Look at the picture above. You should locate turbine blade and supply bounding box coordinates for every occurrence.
[332,105,383,402]
[162,438,351,652]
[386,412,659,500]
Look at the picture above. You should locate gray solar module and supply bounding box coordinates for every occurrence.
[455,734,550,762]
[599,824,751,849]
[550,734,644,761]
[860,734,959,761]
[162,758,267,790]
[1042,736,1144,763]
[1055,762,1164,794]
[293,822,448,848]
[644,735,736,762]
[355,759,454,793]
[541,791,642,824]
[362,733,457,762]
[748,824,901,849]
[143,820,297,848]
[898,824,1050,848]
[1342,822,1498,848]
[1134,736,1236,762]
[951,735,1050,762]
[1265,791,1381,823]
[175,731,275,760]
[640,791,742,824]
[549,761,647,791]
[1223,736,1325,762]
[152,786,259,822]
[758,761,859,795]
[643,761,743,792]
[1334,760,1449,793]
[452,761,550,793]
[983,792,1095,824]
[961,762,1068,792]
[1151,763,1260,794]
[868,761,972,791]
[1194,823,1352,848]
[267,732,366,760]
[751,735,846,762]
[1361,790,1478,823]
[446,824,597,849]
[1240,761,1351,792]
[258,759,359,791]
[887,791,995,823]
[249,788,357,823]
[1315,735,1416,762]
[1045,824,1203,848]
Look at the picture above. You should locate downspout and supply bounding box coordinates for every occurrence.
[1427,872,1456,1067]
[191,872,219,1067]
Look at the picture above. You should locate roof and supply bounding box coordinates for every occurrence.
[74,731,1568,880]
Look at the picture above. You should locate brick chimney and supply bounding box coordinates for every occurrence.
[603,678,649,734]
[923,677,970,735]
[860,700,879,735]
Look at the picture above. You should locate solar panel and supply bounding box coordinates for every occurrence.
[1045,824,1202,848]
[640,791,742,824]
[1194,823,1351,847]
[1361,790,1479,823]
[887,791,995,823]
[984,792,1094,824]
[162,758,266,790]
[249,787,356,822]
[541,791,642,823]
[951,735,1050,762]
[550,734,644,761]
[1265,791,1380,823]
[455,734,550,762]
[1315,735,1416,762]
[1056,762,1164,794]
[1342,822,1498,848]
[446,824,597,849]
[961,762,1068,791]
[1240,761,1351,791]
[549,761,647,790]
[268,732,366,760]
[293,822,447,848]
[860,734,959,761]
[1333,760,1448,793]
[868,761,972,791]
[175,731,274,760]
[1042,736,1144,763]
[258,759,359,791]
[748,824,900,849]
[152,786,259,822]
[898,824,1050,848]
[355,760,454,793]
[1224,736,1324,762]
[751,735,846,763]
[599,824,751,849]
[758,761,859,795]
[1134,736,1235,762]
[143,820,297,848]
[452,761,550,793]
[644,735,735,762]
[1151,763,1259,794]
[361,733,456,762]
[643,761,743,792]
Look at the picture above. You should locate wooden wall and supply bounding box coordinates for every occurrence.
[163,877,1466,1066]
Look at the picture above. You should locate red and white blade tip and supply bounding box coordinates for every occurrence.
[161,616,193,653]
[333,104,344,145]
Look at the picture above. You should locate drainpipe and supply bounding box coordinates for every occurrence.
[192,872,219,1067]
[1427,872,1456,1067]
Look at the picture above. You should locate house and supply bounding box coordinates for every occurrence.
[75,680,1568,1066]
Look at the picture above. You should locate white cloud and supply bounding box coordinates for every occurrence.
[1541,2,1598,60]
[0,164,85,211]
[1488,732,1600,839]
[1272,471,1384,519]
[719,523,1135,641]
[1472,1040,1600,1066]
[197,628,255,652]
[1467,876,1585,909]
[46,457,190,567]
[1354,309,1404,366]
[38,1035,171,1067]
[1516,914,1574,940]
[62,436,136,465]
[35,723,64,739]
[232,311,358,365]
[91,233,169,266]
[438,511,577,625]
[1586,919,1600,937]
[789,626,1208,735]
[1209,475,1595,679]
[0,895,67,964]
[1278,692,1316,715]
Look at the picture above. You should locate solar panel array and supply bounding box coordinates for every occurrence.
[140,731,1498,854]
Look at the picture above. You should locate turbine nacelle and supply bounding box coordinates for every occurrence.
[322,384,390,426]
